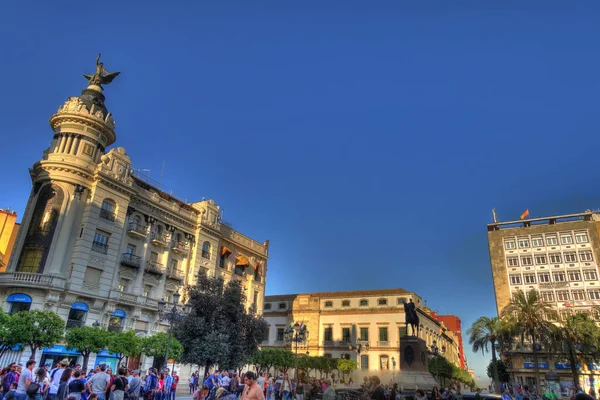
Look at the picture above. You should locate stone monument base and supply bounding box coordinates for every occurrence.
[396,335,439,390]
[395,370,440,391]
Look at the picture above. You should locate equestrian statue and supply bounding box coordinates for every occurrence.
[403,298,420,337]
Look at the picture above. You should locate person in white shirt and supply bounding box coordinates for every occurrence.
[48,359,69,400]
[219,371,231,389]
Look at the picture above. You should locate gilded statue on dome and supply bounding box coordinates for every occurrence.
[83,53,120,88]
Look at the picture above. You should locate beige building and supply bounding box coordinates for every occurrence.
[0,208,19,272]
[0,60,269,370]
[487,211,600,391]
[263,289,461,380]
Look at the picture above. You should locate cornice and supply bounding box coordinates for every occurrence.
[130,197,196,231]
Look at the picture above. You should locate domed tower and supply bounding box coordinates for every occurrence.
[7,55,133,306]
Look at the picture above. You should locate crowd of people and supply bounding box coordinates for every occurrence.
[0,359,180,400]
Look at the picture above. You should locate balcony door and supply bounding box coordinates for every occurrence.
[67,302,88,328]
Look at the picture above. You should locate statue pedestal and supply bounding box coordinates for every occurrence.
[396,336,439,390]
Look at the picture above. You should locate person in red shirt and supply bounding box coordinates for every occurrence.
[170,372,179,400]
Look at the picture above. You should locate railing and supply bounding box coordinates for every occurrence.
[119,292,138,303]
[66,319,85,329]
[323,340,335,346]
[145,297,159,309]
[121,253,141,268]
[99,208,116,222]
[150,232,169,245]
[377,341,389,347]
[171,240,190,254]
[145,261,164,275]
[202,250,210,259]
[340,340,352,347]
[166,269,184,281]
[127,222,147,236]
[0,272,67,290]
[91,241,108,254]
[82,282,100,293]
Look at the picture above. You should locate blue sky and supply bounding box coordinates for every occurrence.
[2,1,600,382]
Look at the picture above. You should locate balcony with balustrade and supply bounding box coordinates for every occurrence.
[66,319,85,329]
[171,240,190,255]
[99,208,116,222]
[151,232,169,247]
[166,269,184,282]
[0,272,67,290]
[127,222,147,239]
[145,260,165,276]
[121,253,141,268]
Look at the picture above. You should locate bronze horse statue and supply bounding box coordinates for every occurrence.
[403,299,420,337]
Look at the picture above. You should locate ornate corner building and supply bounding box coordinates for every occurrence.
[0,58,269,367]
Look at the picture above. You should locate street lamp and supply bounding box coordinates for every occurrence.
[431,340,439,356]
[158,291,191,370]
[392,357,396,382]
[284,322,308,379]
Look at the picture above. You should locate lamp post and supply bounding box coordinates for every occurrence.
[284,322,308,379]
[158,291,192,370]
[392,356,396,382]
[431,340,439,356]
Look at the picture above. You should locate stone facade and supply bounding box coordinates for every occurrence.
[263,289,462,381]
[0,209,19,272]
[0,75,269,370]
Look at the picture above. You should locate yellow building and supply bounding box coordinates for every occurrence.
[487,211,600,392]
[263,289,461,380]
[0,209,19,272]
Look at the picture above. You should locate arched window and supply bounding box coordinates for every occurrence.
[359,299,368,307]
[109,309,126,333]
[17,185,64,273]
[342,300,350,307]
[6,293,32,315]
[278,302,286,310]
[66,302,88,329]
[202,241,211,259]
[324,301,333,308]
[380,355,389,370]
[378,298,388,306]
[254,263,262,281]
[100,199,116,222]
[264,303,272,311]
[397,297,407,304]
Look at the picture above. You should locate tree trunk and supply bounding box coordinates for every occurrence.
[567,342,580,387]
[29,345,36,361]
[82,352,91,372]
[531,332,541,395]
[491,340,500,393]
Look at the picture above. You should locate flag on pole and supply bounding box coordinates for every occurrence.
[520,209,530,220]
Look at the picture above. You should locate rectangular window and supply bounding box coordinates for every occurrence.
[550,253,562,264]
[575,232,589,243]
[143,284,153,298]
[538,273,551,283]
[564,252,577,263]
[580,251,594,262]
[556,291,570,301]
[535,255,547,265]
[521,256,533,266]
[360,327,369,341]
[126,244,136,255]
[379,327,388,341]
[361,355,369,370]
[504,240,516,250]
[324,327,333,342]
[170,259,178,270]
[342,327,351,342]
[546,236,558,246]
[560,234,574,245]
[568,271,581,281]
[523,274,536,284]
[572,290,586,301]
[253,291,259,308]
[219,255,226,268]
[584,270,598,281]
[588,290,600,300]
[16,247,44,273]
[531,237,544,247]
[83,266,102,291]
[509,275,522,285]
[92,231,110,254]
[507,257,519,267]
[150,252,159,262]
[541,291,554,302]
[277,328,285,342]
[518,238,530,248]
[553,272,566,282]
[118,278,129,292]
[83,143,94,156]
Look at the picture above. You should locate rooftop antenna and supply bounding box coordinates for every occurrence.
[160,160,166,185]
[492,208,498,223]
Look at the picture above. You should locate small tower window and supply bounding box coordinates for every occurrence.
[342,300,350,307]
[378,298,388,306]
[278,302,286,310]
[359,299,368,307]
[264,303,272,311]
[202,241,211,259]
[324,301,333,308]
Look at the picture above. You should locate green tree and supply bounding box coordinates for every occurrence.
[272,349,296,375]
[428,355,453,387]
[467,316,501,392]
[9,309,64,360]
[487,360,510,384]
[65,326,111,371]
[0,311,18,359]
[174,274,268,372]
[141,332,182,370]
[549,312,600,386]
[501,290,557,394]
[337,358,358,381]
[109,330,143,367]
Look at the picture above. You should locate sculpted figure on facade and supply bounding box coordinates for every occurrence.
[83,53,120,88]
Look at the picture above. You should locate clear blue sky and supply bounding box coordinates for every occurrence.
[2,1,600,383]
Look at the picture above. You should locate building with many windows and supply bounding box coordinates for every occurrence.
[487,211,600,391]
[263,289,463,379]
[0,60,269,369]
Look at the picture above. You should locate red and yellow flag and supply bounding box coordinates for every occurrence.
[520,209,530,220]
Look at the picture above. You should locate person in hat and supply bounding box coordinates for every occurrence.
[48,359,69,400]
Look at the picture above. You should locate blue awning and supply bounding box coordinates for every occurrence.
[7,293,32,303]
[112,309,126,318]
[71,302,89,312]
[42,345,81,356]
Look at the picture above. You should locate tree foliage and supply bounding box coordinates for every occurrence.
[337,358,358,380]
[141,332,182,370]
[66,326,111,371]
[109,330,143,366]
[9,309,64,360]
[174,274,268,370]
[467,316,501,392]
[0,311,18,359]
[487,360,510,384]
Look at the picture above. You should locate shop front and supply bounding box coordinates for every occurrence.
[40,345,80,368]
[95,350,120,371]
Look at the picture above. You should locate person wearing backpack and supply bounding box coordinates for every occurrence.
[15,360,36,400]
[30,367,50,400]
[68,371,86,400]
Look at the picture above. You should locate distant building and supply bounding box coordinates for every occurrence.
[263,289,462,379]
[430,312,466,370]
[487,211,600,391]
[0,209,19,272]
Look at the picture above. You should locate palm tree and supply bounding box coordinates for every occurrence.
[468,316,501,392]
[549,312,600,386]
[501,290,557,394]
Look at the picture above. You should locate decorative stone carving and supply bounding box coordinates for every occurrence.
[91,299,106,311]
[44,291,61,308]
[89,255,105,267]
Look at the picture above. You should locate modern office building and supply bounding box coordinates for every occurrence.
[262,289,462,379]
[487,211,600,391]
[0,58,269,369]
